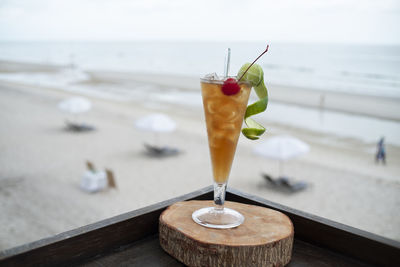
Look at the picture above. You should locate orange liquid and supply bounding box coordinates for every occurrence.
[201,80,251,183]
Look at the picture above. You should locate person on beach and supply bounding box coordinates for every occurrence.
[375,137,386,164]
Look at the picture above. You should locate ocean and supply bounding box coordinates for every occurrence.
[0,41,400,98]
[0,41,400,145]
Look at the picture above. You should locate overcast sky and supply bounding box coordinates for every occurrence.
[0,0,399,44]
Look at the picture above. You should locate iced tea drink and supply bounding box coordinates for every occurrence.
[201,78,251,184]
[193,46,269,229]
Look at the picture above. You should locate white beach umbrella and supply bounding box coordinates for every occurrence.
[135,113,177,147]
[254,135,310,176]
[254,135,310,160]
[58,97,92,114]
[135,113,176,133]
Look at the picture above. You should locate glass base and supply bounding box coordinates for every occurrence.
[192,207,244,229]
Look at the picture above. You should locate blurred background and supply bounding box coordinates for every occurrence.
[0,0,399,250]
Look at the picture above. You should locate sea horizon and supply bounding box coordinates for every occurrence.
[0,41,399,98]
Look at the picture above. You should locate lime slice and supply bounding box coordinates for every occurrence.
[237,63,268,140]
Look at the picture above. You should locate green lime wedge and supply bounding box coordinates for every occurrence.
[237,63,268,140]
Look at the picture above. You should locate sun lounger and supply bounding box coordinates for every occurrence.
[65,120,95,132]
[262,174,281,186]
[262,173,308,192]
[144,143,180,157]
[81,161,117,193]
[279,176,308,192]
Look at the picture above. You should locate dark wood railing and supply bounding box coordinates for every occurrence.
[0,186,399,266]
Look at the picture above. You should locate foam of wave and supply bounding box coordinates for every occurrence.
[0,68,89,89]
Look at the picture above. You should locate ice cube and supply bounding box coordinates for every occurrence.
[232,89,248,103]
[209,129,225,148]
[216,104,238,121]
[206,100,219,114]
[220,123,236,131]
[203,86,220,98]
[203,72,220,80]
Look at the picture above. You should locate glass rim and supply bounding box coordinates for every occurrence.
[200,76,251,86]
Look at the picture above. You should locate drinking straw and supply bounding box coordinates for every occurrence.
[224,48,231,77]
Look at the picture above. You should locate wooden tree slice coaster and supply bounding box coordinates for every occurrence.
[159,200,294,267]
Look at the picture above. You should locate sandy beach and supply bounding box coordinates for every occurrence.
[0,62,400,251]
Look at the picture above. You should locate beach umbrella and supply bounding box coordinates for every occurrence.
[58,97,92,114]
[135,113,177,146]
[135,113,176,133]
[254,135,310,160]
[253,135,310,176]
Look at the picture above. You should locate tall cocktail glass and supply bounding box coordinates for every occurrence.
[192,76,251,228]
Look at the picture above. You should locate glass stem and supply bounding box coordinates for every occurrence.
[213,182,227,211]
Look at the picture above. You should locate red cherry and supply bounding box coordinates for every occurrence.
[222,78,240,95]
